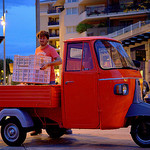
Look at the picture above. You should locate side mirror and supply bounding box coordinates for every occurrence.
[143,80,149,99]
[132,60,140,68]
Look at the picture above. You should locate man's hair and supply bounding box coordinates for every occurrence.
[36,30,49,39]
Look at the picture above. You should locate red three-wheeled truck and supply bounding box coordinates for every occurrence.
[0,36,150,147]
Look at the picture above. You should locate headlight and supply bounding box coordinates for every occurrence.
[114,84,129,95]
[123,84,128,95]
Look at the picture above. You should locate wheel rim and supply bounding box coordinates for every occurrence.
[136,121,150,143]
[4,123,19,142]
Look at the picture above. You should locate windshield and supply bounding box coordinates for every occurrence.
[95,40,136,69]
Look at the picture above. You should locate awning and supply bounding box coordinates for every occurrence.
[0,36,4,44]
[122,32,150,47]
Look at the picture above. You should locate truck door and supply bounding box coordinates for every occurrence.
[63,42,99,128]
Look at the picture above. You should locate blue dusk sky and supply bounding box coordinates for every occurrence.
[0,0,36,60]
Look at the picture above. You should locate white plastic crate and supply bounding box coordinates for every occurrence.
[12,55,51,84]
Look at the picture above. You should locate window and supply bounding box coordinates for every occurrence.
[66,26,76,33]
[72,0,78,2]
[95,40,136,69]
[55,41,60,49]
[66,0,78,3]
[66,8,72,15]
[72,7,78,14]
[66,7,78,15]
[66,43,93,71]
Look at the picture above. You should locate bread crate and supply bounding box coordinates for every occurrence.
[12,55,51,84]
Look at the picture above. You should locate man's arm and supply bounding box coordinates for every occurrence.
[40,56,62,70]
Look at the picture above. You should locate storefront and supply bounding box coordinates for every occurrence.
[122,32,150,83]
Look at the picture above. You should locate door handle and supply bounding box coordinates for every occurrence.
[65,81,74,85]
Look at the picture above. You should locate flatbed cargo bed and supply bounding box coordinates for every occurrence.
[0,85,61,108]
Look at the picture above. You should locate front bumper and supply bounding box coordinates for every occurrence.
[126,79,150,117]
[126,102,150,117]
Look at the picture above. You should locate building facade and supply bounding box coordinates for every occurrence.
[39,0,150,83]
[40,0,63,83]
[54,0,150,83]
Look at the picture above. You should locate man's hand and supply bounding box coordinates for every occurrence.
[40,63,49,70]
[40,56,62,70]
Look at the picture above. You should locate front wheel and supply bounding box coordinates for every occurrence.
[131,118,150,148]
[1,118,27,146]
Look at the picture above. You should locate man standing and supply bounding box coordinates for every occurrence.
[35,30,62,84]
[31,30,62,136]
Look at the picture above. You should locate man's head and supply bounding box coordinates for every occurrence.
[37,30,49,47]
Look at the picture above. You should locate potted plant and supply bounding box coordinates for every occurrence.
[76,23,93,33]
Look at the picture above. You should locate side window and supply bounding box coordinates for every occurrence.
[82,43,93,71]
[66,43,82,71]
[66,42,93,71]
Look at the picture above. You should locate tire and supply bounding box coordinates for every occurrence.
[1,118,27,146]
[46,125,66,139]
[131,118,150,148]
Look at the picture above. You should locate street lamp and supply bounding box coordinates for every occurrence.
[1,0,6,85]
[0,16,6,85]
[1,16,5,25]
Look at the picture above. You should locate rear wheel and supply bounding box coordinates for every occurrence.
[46,125,66,139]
[131,118,150,148]
[1,118,27,146]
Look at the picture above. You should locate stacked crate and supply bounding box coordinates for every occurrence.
[12,55,51,84]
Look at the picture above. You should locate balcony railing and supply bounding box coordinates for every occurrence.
[49,34,59,37]
[106,20,150,38]
[85,20,150,37]
[86,26,126,36]
[85,4,150,17]
[47,8,63,14]
[48,22,59,26]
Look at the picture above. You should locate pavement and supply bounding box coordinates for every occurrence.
[0,127,144,150]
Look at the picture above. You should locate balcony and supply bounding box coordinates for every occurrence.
[85,25,140,37]
[49,33,59,37]
[47,7,64,14]
[49,34,59,40]
[78,4,150,23]
[84,19,150,44]
[87,27,107,36]
[86,4,150,16]
[48,21,59,26]
[105,20,150,40]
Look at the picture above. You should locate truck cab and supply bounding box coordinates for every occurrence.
[62,37,141,129]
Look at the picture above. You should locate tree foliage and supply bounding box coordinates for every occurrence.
[0,58,13,80]
[76,23,93,33]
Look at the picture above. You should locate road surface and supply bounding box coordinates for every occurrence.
[0,127,144,150]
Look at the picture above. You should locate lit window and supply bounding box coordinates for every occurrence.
[56,41,60,49]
